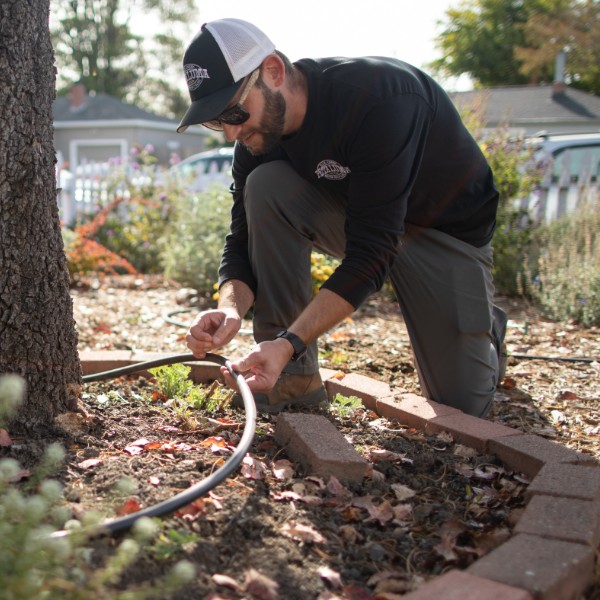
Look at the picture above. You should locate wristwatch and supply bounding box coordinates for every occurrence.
[276,330,307,361]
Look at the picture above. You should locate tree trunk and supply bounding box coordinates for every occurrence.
[0,0,81,430]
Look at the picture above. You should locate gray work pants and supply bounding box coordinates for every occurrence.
[244,160,499,417]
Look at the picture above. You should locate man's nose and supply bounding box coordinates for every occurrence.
[222,123,243,143]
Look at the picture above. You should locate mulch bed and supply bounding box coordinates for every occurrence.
[4,275,600,599]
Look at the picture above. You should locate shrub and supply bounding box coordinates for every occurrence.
[479,130,543,296]
[62,199,137,281]
[86,146,182,274]
[62,145,187,278]
[526,198,600,327]
[160,184,231,296]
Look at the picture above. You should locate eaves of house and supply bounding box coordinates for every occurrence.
[53,89,196,134]
[450,84,600,135]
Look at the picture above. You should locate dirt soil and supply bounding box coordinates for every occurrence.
[6,275,600,599]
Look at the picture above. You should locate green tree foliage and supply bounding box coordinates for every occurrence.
[50,0,195,117]
[430,0,599,93]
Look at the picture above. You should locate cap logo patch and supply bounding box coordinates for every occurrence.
[184,64,210,91]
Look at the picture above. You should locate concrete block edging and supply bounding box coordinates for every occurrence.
[80,351,599,600]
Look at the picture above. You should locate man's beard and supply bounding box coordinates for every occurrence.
[240,85,286,156]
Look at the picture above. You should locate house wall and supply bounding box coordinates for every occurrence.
[54,122,209,170]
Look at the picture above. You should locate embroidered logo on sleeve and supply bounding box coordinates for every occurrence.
[184,64,210,91]
[315,160,351,180]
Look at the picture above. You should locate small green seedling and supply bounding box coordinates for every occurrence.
[329,393,364,419]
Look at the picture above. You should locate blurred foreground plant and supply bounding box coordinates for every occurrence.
[0,374,195,599]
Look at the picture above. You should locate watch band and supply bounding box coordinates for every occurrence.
[276,330,307,361]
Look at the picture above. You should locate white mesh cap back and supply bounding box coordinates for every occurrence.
[205,19,276,82]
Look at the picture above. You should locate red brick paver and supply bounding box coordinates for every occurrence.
[376,393,461,427]
[489,434,595,478]
[274,413,370,482]
[324,372,391,411]
[80,350,134,375]
[424,412,523,452]
[525,462,600,501]
[402,570,534,600]
[514,495,600,546]
[468,533,594,599]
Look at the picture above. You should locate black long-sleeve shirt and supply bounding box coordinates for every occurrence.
[218,56,499,309]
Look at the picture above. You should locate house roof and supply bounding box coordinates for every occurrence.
[450,85,600,131]
[53,91,174,124]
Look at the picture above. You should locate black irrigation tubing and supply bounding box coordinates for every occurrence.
[510,353,597,364]
[51,352,256,538]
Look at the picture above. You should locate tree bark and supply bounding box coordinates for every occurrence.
[0,0,81,430]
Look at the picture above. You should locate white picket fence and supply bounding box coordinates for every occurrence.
[56,158,232,226]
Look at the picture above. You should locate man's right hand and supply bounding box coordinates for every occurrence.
[185,307,242,358]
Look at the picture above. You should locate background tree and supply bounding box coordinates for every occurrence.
[50,0,195,118]
[0,0,81,430]
[429,0,600,91]
[516,0,600,95]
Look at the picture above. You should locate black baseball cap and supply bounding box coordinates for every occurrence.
[177,19,276,133]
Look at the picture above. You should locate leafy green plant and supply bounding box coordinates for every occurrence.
[526,199,600,326]
[329,393,364,419]
[149,365,230,422]
[149,363,194,401]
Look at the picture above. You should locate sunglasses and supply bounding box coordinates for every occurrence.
[203,69,260,131]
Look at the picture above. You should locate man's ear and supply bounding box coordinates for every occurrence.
[261,54,285,88]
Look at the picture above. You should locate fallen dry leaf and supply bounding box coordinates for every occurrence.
[243,568,279,600]
[367,448,412,463]
[390,483,416,501]
[241,454,267,480]
[77,458,104,470]
[116,497,142,516]
[318,565,342,589]
[338,524,364,543]
[211,573,242,591]
[175,498,205,519]
[271,459,294,480]
[0,429,13,447]
[280,521,326,544]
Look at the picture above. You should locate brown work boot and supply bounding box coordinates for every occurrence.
[234,372,328,414]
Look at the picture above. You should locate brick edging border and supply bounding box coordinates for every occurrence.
[81,351,600,600]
